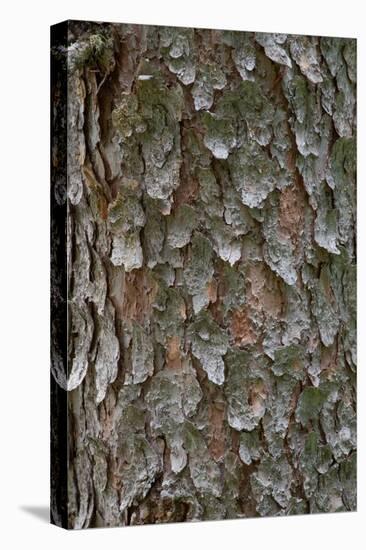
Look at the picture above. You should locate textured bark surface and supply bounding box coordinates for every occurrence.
[51,21,356,528]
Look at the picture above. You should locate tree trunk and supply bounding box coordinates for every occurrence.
[51,20,356,529]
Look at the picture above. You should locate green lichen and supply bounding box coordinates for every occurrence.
[190,311,229,386]
[111,94,146,140]
[154,287,186,344]
[229,142,278,208]
[296,387,327,426]
[129,322,154,384]
[146,363,202,434]
[69,33,114,73]
[184,423,223,497]
[309,265,339,347]
[224,350,267,431]
[202,111,237,160]
[224,31,256,80]
[197,167,223,218]
[192,63,227,111]
[167,204,198,249]
[142,197,165,268]
[271,345,306,380]
[239,430,261,465]
[282,73,322,157]
[251,453,293,512]
[219,263,246,316]
[159,27,196,85]
[108,182,145,271]
[326,137,356,252]
[262,192,298,285]
[112,75,184,202]
[202,80,276,161]
[206,216,242,266]
[183,233,214,313]
[108,183,145,233]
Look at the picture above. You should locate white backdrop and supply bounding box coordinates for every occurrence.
[0,1,363,548]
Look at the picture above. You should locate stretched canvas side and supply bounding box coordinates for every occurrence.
[51,21,69,529]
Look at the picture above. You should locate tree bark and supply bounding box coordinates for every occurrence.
[51,21,356,528]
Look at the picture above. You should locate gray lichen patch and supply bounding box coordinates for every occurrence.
[239,430,261,465]
[326,137,356,253]
[67,73,86,205]
[224,350,268,431]
[289,35,323,84]
[119,434,162,512]
[108,181,145,271]
[110,233,143,271]
[308,265,340,347]
[202,80,276,162]
[153,286,187,352]
[320,37,346,78]
[271,345,306,380]
[197,167,224,218]
[251,453,293,512]
[167,204,198,248]
[94,301,120,403]
[255,33,292,68]
[296,386,327,426]
[282,71,323,157]
[300,432,331,497]
[262,193,299,286]
[159,26,196,85]
[320,37,356,138]
[184,422,223,497]
[142,197,166,267]
[146,359,203,434]
[229,143,278,208]
[127,322,154,384]
[113,75,184,203]
[68,302,94,391]
[219,263,246,316]
[139,79,183,202]
[111,94,146,141]
[192,63,227,111]
[68,32,115,74]
[340,261,356,368]
[190,311,229,385]
[202,112,237,160]
[314,205,339,256]
[261,375,299,458]
[223,31,256,80]
[223,191,257,240]
[183,233,214,313]
[207,216,242,266]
